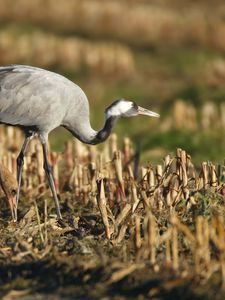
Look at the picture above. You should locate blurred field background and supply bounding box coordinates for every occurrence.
[0,0,224,162]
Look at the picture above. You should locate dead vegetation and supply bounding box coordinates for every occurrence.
[160,100,225,131]
[0,126,224,299]
[0,29,134,75]
[1,0,225,50]
[0,1,224,298]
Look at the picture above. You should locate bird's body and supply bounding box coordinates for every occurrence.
[0,64,160,220]
[0,65,95,143]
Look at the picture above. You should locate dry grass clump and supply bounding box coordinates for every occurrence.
[0,125,224,295]
[0,29,134,75]
[0,0,225,50]
[202,58,225,87]
[161,99,225,131]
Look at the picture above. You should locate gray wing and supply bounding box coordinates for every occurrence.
[0,65,85,132]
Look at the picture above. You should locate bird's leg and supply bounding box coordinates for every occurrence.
[41,142,62,220]
[16,132,34,219]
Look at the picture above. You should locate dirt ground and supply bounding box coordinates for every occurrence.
[0,191,224,300]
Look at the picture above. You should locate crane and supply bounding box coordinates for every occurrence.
[0,65,160,221]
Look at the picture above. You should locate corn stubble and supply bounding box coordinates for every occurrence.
[0,125,225,295]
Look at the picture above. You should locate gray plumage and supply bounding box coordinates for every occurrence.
[0,65,96,144]
[0,64,159,220]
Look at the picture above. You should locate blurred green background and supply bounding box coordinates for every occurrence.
[0,0,224,163]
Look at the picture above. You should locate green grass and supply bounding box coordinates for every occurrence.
[142,129,225,163]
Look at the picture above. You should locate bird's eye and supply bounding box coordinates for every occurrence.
[132,101,138,110]
[11,189,17,196]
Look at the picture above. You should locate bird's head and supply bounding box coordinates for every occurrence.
[105,99,160,119]
[93,99,160,144]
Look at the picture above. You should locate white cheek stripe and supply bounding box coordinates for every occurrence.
[107,101,133,117]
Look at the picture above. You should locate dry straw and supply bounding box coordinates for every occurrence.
[1,0,225,51]
[0,125,224,286]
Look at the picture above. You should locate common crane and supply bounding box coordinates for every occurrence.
[0,65,160,220]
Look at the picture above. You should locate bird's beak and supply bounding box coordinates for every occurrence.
[137,106,160,118]
[8,195,17,221]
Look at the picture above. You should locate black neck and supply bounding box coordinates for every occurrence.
[92,116,118,145]
[63,116,118,145]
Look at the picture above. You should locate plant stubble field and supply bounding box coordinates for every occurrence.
[0,1,225,298]
[0,126,224,300]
